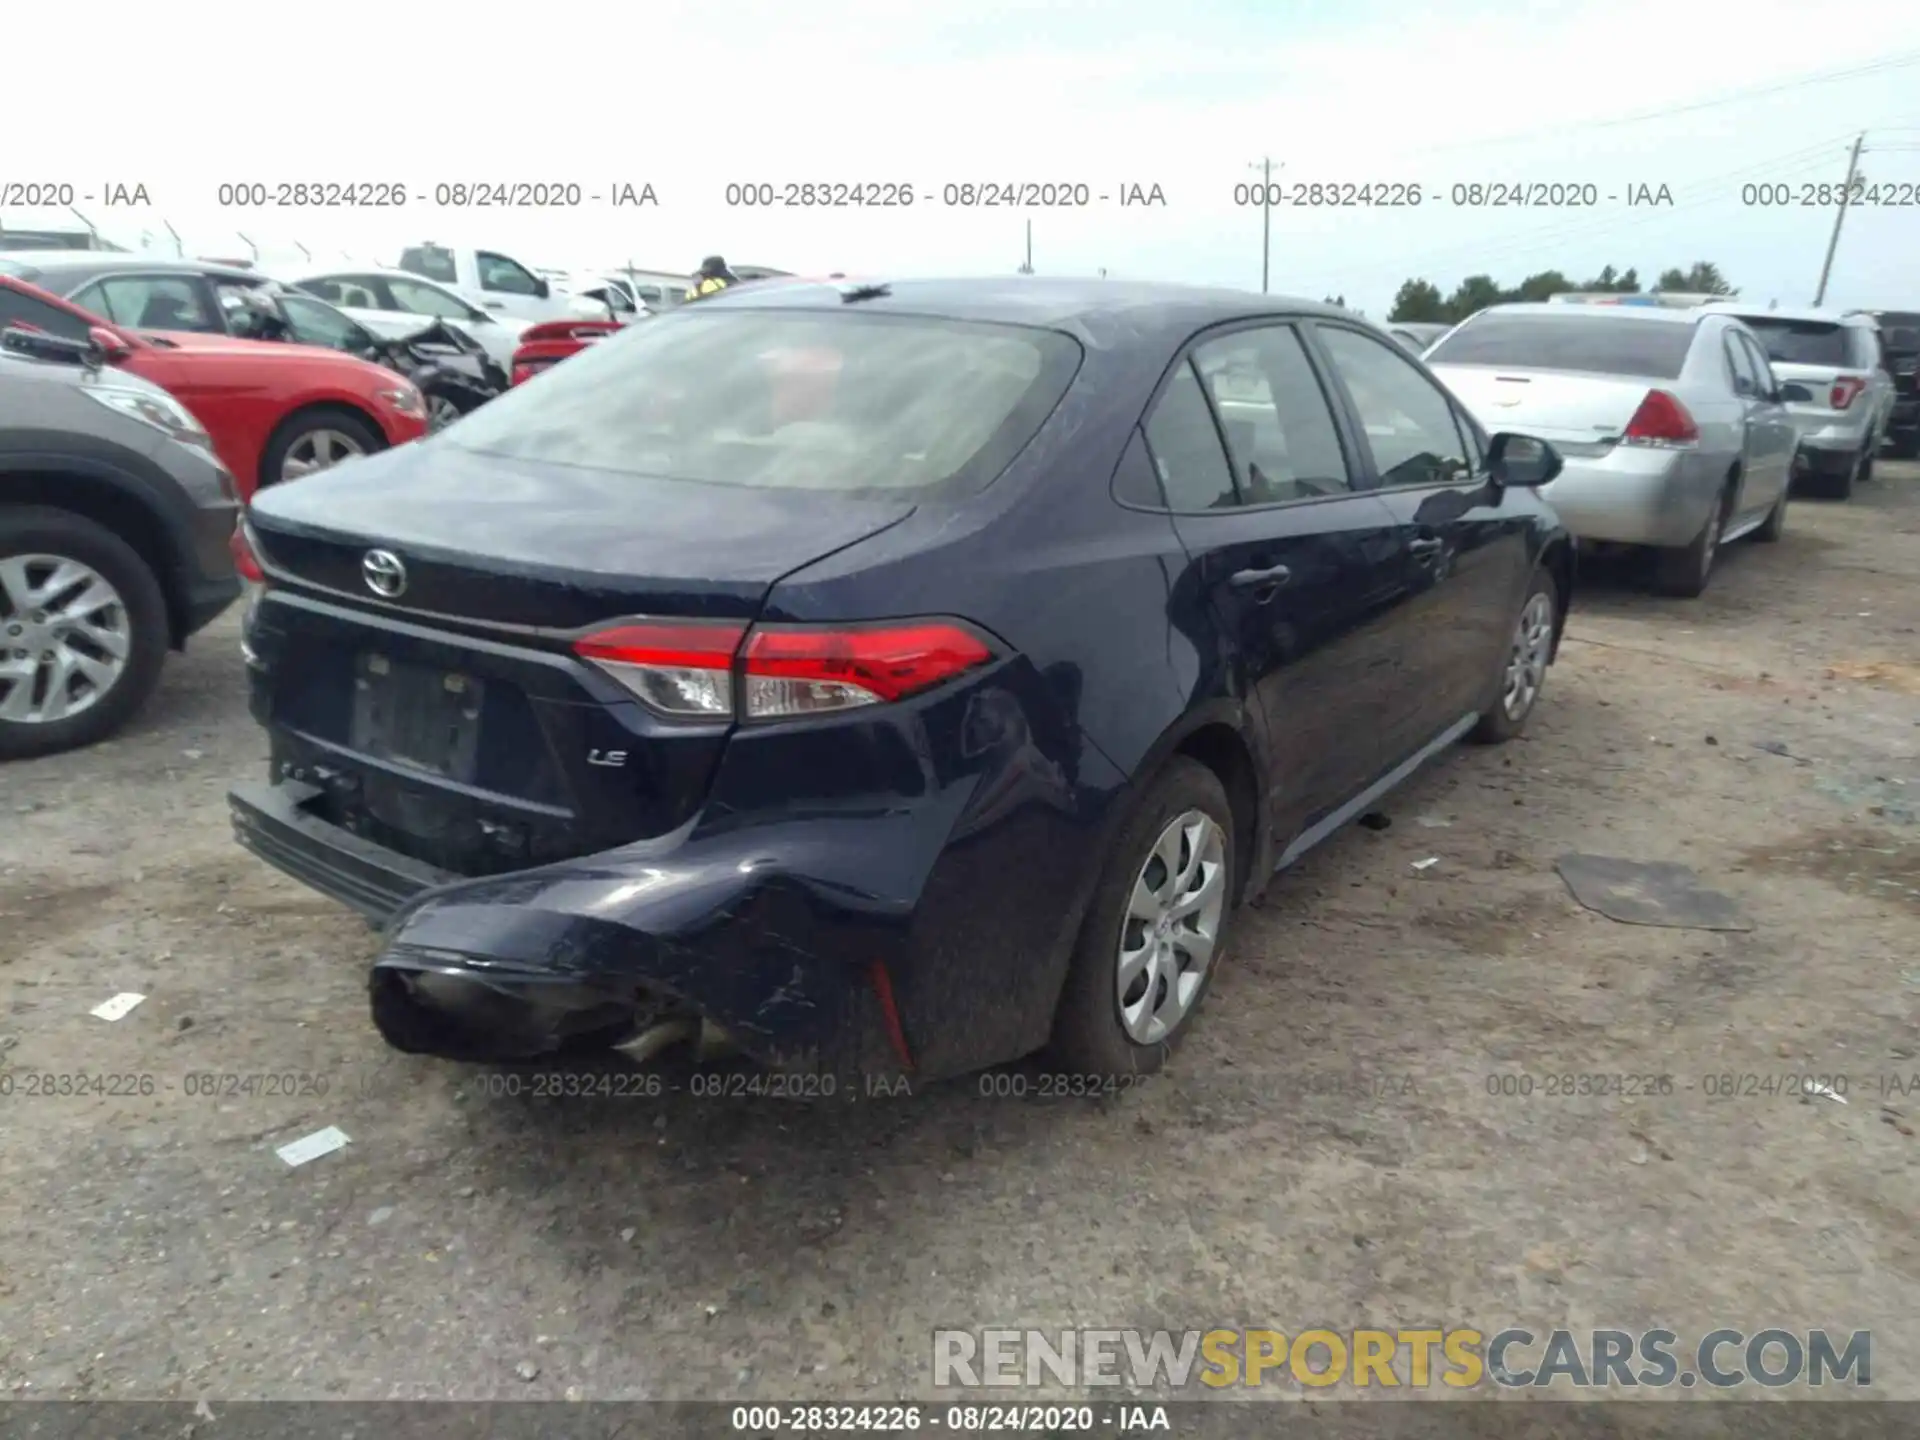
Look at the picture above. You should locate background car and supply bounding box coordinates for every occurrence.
[0,330,238,758]
[507,318,625,385]
[1865,309,1920,458]
[228,278,1571,1083]
[281,267,531,373]
[394,243,597,324]
[0,273,429,498]
[1427,302,1796,596]
[1698,303,1892,498]
[1385,321,1449,352]
[263,292,506,430]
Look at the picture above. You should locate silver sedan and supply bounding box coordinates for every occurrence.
[1427,303,1797,597]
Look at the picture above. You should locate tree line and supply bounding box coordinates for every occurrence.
[1384,262,1735,325]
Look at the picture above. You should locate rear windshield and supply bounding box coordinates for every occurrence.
[1426,313,1693,379]
[1883,325,1920,352]
[398,246,459,284]
[1730,317,1848,366]
[443,308,1084,496]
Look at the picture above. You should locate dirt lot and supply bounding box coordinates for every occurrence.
[1,468,1916,1405]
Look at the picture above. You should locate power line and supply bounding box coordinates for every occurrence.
[1398,51,1920,159]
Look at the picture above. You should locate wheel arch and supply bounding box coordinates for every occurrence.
[0,461,192,647]
[257,400,389,493]
[1111,699,1272,908]
[1538,533,1576,661]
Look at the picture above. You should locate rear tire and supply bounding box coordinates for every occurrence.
[1048,757,1237,1080]
[1471,568,1558,744]
[0,506,169,761]
[1653,483,1732,597]
[1753,481,1789,542]
[1814,449,1859,501]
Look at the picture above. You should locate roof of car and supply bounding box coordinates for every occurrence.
[284,265,442,282]
[696,276,1351,339]
[1459,301,1702,326]
[0,250,259,283]
[1699,302,1864,325]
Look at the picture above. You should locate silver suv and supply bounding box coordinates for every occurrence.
[1699,304,1892,498]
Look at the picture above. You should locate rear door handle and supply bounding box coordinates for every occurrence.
[1409,537,1444,560]
[1229,564,1291,589]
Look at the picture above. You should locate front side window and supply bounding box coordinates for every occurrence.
[1317,325,1472,489]
[476,252,539,296]
[388,277,477,320]
[444,308,1083,497]
[278,294,373,353]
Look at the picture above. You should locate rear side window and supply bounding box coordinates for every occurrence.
[444,309,1084,497]
[398,246,459,284]
[1143,364,1237,510]
[1428,313,1694,379]
[0,284,92,342]
[1733,317,1849,367]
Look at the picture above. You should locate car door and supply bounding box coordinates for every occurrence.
[1308,320,1532,758]
[1148,321,1410,841]
[473,250,547,320]
[1731,330,1795,519]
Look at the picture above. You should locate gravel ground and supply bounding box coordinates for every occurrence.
[1,468,1915,1404]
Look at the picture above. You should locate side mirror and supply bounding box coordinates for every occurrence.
[533,278,551,300]
[1779,382,1814,403]
[1487,431,1562,488]
[88,326,131,360]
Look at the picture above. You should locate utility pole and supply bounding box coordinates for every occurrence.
[1018,219,1034,275]
[1813,132,1865,306]
[1248,158,1280,293]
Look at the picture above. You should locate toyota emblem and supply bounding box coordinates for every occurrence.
[362,549,407,598]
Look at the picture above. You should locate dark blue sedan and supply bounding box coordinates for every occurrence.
[228,277,1573,1082]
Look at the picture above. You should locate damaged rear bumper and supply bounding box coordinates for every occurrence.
[229,779,935,1077]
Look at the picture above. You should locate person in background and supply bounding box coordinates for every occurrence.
[686,256,739,301]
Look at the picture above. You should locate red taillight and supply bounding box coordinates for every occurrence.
[574,620,746,718]
[571,618,995,720]
[229,523,264,583]
[1830,376,1867,410]
[742,622,995,717]
[1622,389,1699,446]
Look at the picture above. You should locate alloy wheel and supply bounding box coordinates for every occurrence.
[282,428,367,483]
[0,553,132,725]
[1117,810,1227,1045]
[427,395,463,432]
[1501,591,1555,721]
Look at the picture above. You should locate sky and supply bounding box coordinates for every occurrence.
[6,0,1920,316]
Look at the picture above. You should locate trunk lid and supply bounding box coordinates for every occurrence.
[246,439,916,630]
[1769,361,1871,417]
[1428,365,1662,445]
[244,440,918,869]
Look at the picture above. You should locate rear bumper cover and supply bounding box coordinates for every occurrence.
[1536,446,1719,548]
[230,732,1118,1080]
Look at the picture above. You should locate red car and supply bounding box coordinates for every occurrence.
[509,318,624,385]
[0,274,428,501]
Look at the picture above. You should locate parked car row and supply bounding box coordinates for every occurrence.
[1420,294,1902,596]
